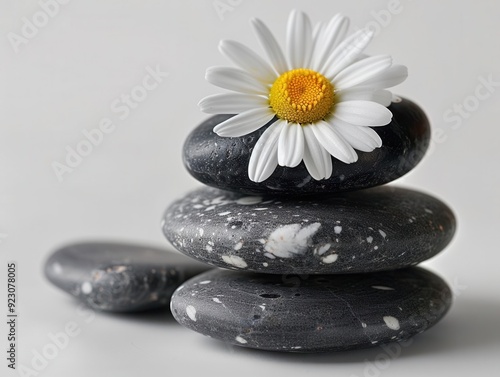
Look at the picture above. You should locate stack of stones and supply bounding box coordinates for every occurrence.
[163,97,456,352]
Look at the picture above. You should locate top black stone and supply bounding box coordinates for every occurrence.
[183,97,430,196]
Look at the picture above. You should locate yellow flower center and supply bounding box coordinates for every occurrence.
[269,68,335,124]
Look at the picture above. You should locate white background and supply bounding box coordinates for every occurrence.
[1,0,499,376]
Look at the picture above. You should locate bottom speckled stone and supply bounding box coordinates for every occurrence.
[170,268,452,352]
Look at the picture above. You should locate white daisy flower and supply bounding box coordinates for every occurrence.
[199,10,408,183]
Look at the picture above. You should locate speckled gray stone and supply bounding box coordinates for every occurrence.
[183,97,430,195]
[170,267,452,352]
[162,186,456,274]
[44,242,211,312]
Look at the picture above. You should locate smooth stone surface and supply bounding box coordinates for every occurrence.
[45,242,211,312]
[171,267,452,353]
[184,97,430,195]
[162,186,456,274]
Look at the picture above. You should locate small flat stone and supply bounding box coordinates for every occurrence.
[170,267,452,352]
[45,242,211,312]
[183,97,430,195]
[162,186,456,274]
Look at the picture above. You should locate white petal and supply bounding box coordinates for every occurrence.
[332,55,392,90]
[324,14,350,48]
[324,29,374,79]
[313,21,325,42]
[337,88,392,107]
[199,93,269,114]
[278,122,304,167]
[213,108,275,137]
[251,18,289,74]
[334,101,393,126]
[311,121,358,164]
[206,67,269,95]
[313,14,350,72]
[303,125,332,180]
[356,64,408,90]
[334,120,382,152]
[219,40,277,84]
[248,119,286,182]
[286,10,313,68]
[311,22,325,67]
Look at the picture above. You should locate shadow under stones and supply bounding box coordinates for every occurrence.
[64,296,177,326]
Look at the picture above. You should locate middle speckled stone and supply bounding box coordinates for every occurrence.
[162,185,455,275]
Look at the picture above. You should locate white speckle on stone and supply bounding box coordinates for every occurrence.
[236,196,263,205]
[291,346,302,349]
[383,316,400,330]
[235,336,247,344]
[254,208,268,211]
[379,230,387,239]
[186,305,197,321]
[222,255,248,268]
[53,263,63,274]
[367,236,373,244]
[317,244,331,255]
[372,285,395,291]
[199,280,211,285]
[362,322,367,328]
[205,205,216,211]
[219,211,231,216]
[374,246,379,250]
[234,241,243,250]
[81,282,92,295]
[259,305,265,310]
[114,266,127,273]
[334,226,342,234]
[258,239,266,244]
[205,245,213,252]
[264,223,321,258]
[264,253,276,259]
[322,254,338,264]
[263,262,269,267]
[212,298,222,303]
[210,196,228,205]
[193,204,204,209]
[424,208,433,214]
[199,228,204,236]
